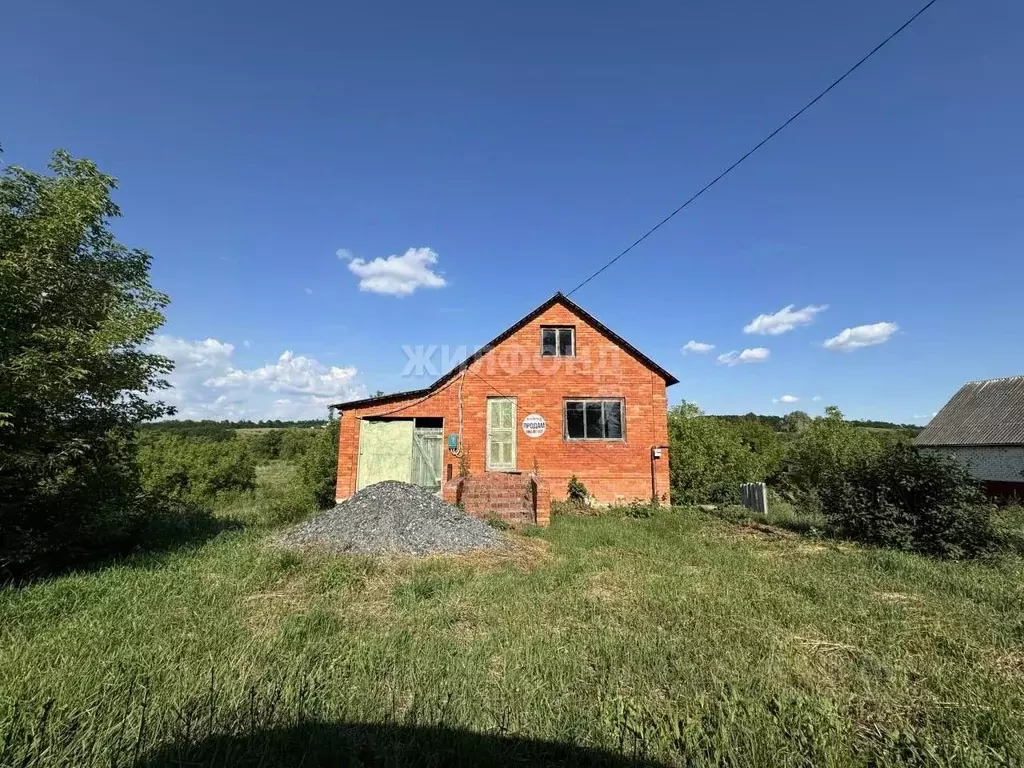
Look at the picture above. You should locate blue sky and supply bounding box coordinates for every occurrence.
[3,0,1022,422]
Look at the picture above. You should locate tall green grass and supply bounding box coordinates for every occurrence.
[1,502,1022,765]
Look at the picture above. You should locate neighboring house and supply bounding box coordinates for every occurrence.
[332,293,678,522]
[915,375,1024,496]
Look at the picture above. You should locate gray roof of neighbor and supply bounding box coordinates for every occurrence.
[915,376,1024,447]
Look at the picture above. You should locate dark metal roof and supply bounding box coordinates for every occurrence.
[333,292,679,410]
[915,376,1024,447]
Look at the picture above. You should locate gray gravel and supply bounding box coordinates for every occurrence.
[278,481,506,556]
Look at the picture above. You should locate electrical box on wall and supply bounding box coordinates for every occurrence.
[447,434,458,452]
[652,447,662,459]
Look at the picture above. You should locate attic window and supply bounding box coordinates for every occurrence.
[541,326,575,357]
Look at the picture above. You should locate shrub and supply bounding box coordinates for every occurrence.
[819,443,996,558]
[278,429,318,461]
[567,475,589,506]
[248,429,285,461]
[667,402,781,504]
[138,432,257,506]
[781,407,884,494]
[615,501,657,519]
[297,422,339,510]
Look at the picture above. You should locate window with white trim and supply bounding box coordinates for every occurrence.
[564,399,624,440]
[541,326,575,357]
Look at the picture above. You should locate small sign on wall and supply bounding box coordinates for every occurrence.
[522,413,546,438]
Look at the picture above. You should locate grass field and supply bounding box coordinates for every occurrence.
[2,486,1023,766]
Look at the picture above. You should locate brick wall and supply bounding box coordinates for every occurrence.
[336,301,672,505]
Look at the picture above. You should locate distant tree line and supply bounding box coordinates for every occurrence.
[141,418,329,432]
[713,412,921,436]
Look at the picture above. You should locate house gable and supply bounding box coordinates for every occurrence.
[334,292,677,411]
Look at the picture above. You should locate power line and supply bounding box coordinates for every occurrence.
[565,0,940,297]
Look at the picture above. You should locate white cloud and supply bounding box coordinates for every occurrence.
[812,395,822,402]
[744,304,828,335]
[824,322,899,351]
[682,340,715,354]
[149,336,366,420]
[335,248,354,261]
[343,246,447,296]
[304,287,314,295]
[772,394,799,404]
[717,347,770,366]
[243,340,251,348]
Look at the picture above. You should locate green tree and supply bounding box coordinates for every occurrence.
[783,406,883,493]
[781,410,812,434]
[0,150,172,569]
[668,402,774,503]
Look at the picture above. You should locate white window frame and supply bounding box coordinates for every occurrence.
[540,326,575,358]
[486,396,517,471]
[563,398,625,442]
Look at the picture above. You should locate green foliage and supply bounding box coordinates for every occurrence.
[139,422,235,441]
[458,449,471,478]
[782,407,885,494]
[781,410,812,434]
[297,422,339,510]
[484,516,512,530]
[613,501,657,519]
[278,428,319,461]
[0,150,172,570]
[248,429,285,460]
[667,402,782,503]
[819,443,997,558]
[567,474,589,505]
[137,431,256,506]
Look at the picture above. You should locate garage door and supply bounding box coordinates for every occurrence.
[356,419,415,490]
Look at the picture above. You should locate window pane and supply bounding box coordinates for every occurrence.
[603,401,622,439]
[558,328,574,356]
[565,401,584,439]
[585,402,603,438]
[490,440,502,464]
[541,328,557,356]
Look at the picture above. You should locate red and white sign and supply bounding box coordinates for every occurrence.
[522,413,546,438]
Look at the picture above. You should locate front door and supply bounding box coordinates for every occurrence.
[486,397,517,471]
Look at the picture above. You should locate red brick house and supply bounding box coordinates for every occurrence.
[332,293,678,524]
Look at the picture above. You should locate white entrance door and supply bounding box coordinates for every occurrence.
[486,397,517,471]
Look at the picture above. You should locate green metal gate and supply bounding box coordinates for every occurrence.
[356,419,414,490]
[356,419,443,491]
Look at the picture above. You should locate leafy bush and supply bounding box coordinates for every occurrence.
[138,432,256,506]
[668,402,781,503]
[614,501,657,519]
[278,429,318,461]
[781,407,884,495]
[819,443,996,558]
[567,475,589,506]
[297,422,339,510]
[248,429,285,461]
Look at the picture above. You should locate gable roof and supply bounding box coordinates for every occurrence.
[334,292,679,410]
[915,376,1024,447]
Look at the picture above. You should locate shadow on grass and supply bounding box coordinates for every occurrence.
[138,721,671,768]
[3,506,244,586]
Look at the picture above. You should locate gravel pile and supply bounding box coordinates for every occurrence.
[279,481,506,556]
